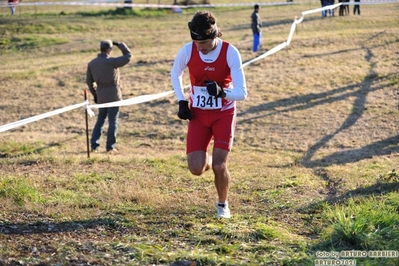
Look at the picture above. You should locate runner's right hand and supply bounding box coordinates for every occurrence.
[177,100,192,120]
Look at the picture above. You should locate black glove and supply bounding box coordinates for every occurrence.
[205,80,226,98]
[112,41,120,46]
[94,94,98,104]
[177,100,192,120]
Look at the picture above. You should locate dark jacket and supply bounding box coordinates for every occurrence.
[251,10,262,34]
[86,42,131,104]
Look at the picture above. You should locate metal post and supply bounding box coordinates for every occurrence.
[84,89,90,158]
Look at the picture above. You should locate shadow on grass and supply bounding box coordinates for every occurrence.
[302,33,398,167]
[0,136,78,159]
[240,30,398,168]
[239,81,372,122]
[300,180,399,214]
[0,217,124,235]
[75,7,140,17]
[304,135,399,167]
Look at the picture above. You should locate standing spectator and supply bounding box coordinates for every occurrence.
[170,10,247,218]
[320,0,327,17]
[338,0,345,16]
[344,0,350,15]
[251,4,262,53]
[8,0,19,15]
[327,0,335,16]
[353,0,360,15]
[86,40,132,153]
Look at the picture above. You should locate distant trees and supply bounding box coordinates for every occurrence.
[173,0,211,5]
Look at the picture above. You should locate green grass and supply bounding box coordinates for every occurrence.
[0,176,44,205]
[311,193,399,265]
[1,35,69,51]
[0,140,45,157]
[321,195,399,250]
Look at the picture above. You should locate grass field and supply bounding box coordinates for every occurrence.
[0,1,399,265]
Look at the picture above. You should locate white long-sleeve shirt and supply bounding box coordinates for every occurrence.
[171,38,247,103]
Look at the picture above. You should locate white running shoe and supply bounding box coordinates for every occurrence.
[216,202,231,219]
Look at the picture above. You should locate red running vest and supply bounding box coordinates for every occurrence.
[187,41,233,109]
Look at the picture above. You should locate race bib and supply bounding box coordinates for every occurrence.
[191,86,222,110]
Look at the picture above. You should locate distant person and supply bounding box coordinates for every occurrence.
[251,4,262,53]
[8,0,19,15]
[86,40,131,153]
[338,0,345,16]
[344,0,350,15]
[170,10,248,218]
[327,0,335,16]
[353,0,360,15]
[320,0,327,17]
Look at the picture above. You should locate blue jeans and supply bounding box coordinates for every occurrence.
[9,6,15,15]
[252,32,261,52]
[321,0,327,17]
[91,106,119,151]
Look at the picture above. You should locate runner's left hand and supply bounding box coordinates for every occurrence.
[205,80,226,98]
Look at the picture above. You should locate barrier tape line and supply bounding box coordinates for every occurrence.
[1,0,398,8]
[0,102,87,133]
[86,90,174,115]
[0,92,174,133]
[0,1,297,8]
[1,1,398,133]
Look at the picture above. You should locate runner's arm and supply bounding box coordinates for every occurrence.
[171,43,191,102]
[225,45,247,101]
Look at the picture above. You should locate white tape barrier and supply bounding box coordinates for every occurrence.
[243,2,344,66]
[1,0,399,133]
[1,0,398,8]
[339,0,399,4]
[0,1,296,8]
[0,91,174,133]
[86,90,174,115]
[0,102,87,133]
[88,90,173,109]
[243,42,288,67]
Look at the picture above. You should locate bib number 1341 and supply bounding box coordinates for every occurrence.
[192,86,222,110]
